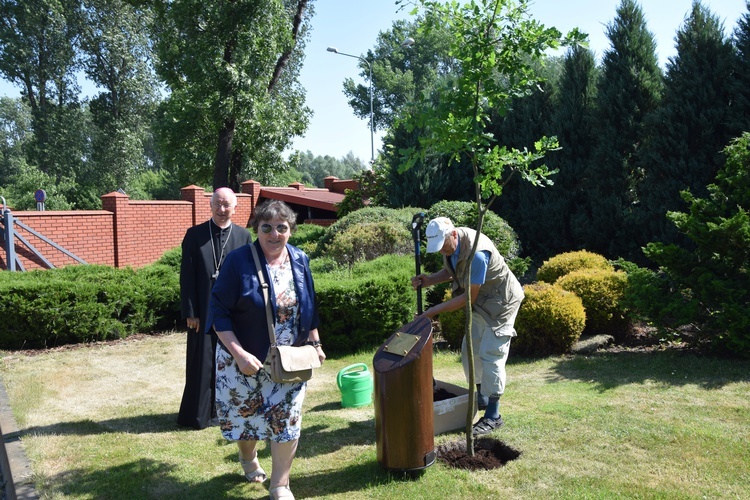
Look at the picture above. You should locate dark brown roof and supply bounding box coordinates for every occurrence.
[259,186,344,212]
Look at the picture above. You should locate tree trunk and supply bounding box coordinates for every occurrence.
[213,118,235,189]
[229,146,243,193]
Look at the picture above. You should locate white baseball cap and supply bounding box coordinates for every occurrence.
[425,217,454,253]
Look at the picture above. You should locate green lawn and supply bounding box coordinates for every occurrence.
[1,332,748,499]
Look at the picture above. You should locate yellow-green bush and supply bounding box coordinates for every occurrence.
[556,268,629,338]
[438,288,466,350]
[513,282,586,356]
[536,250,612,284]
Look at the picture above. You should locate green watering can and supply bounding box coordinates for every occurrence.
[337,363,373,408]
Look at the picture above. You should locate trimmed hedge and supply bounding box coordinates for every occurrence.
[288,224,327,256]
[437,288,466,350]
[326,221,413,267]
[536,250,612,284]
[426,200,522,260]
[314,206,425,258]
[314,254,416,353]
[424,200,528,280]
[556,268,629,338]
[0,264,180,349]
[514,282,586,356]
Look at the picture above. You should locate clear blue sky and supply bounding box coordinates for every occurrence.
[1,0,747,164]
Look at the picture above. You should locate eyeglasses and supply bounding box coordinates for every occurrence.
[259,223,290,234]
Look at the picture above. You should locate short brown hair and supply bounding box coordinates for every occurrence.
[250,200,298,233]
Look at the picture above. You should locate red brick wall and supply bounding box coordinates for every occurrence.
[1,186,253,271]
[4,210,116,269]
[1,181,339,271]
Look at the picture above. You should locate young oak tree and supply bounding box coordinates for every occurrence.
[397,0,584,454]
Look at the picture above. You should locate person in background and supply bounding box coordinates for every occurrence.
[411,217,524,436]
[177,187,252,430]
[208,199,325,500]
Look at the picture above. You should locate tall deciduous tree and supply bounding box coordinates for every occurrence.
[152,0,312,191]
[636,1,737,251]
[77,0,160,196]
[0,0,87,188]
[0,96,31,186]
[294,150,366,187]
[399,0,583,453]
[583,0,662,261]
[342,15,456,131]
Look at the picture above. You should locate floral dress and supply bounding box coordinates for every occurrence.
[215,254,306,443]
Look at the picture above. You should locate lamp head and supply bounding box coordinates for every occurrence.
[326,47,338,53]
[402,37,415,48]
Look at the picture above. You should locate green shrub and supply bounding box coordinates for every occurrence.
[641,133,750,357]
[536,250,613,284]
[0,264,180,349]
[289,223,327,255]
[556,268,629,339]
[326,221,412,267]
[156,246,182,273]
[314,254,415,353]
[314,206,425,258]
[614,259,686,341]
[514,282,586,356]
[426,200,522,260]
[309,256,339,276]
[438,288,465,350]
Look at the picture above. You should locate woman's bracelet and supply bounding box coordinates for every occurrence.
[304,340,322,348]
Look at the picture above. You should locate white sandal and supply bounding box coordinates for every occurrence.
[239,452,267,483]
[269,485,295,500]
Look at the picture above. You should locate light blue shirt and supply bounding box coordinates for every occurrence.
[450,239,490,285]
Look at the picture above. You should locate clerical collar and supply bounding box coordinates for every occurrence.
[209,220,234,280]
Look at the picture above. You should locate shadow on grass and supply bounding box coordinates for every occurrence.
[295,418,376,459]
[46,455,393,499]
[19,411,186,437]
[544,349,750,391]
[48,458,270,499]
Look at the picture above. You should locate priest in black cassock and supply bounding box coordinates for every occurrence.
[177,187,252,429]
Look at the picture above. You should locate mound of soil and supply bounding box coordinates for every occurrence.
[437,437,521,470]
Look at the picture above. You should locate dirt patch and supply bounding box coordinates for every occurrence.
[437,437,521,470]
[433,386,455,402]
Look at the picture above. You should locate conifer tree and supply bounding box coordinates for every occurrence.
[731,1,750,132]
[636,1,737,249]
[548,45,599,258]
[582,0,662,261]
[491,59,562,260]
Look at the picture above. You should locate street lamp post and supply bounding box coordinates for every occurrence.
[326,47,375,165]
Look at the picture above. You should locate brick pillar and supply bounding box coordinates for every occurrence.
[323,176,339,190]
[181,185,206,226]
[241,180,261,219]
[101,191,130,268]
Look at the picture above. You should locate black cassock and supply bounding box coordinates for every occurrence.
[177,219,252,429]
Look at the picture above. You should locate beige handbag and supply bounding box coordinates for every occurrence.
[250,244,321,383]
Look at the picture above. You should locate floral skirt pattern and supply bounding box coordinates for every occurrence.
[215,345,306,443]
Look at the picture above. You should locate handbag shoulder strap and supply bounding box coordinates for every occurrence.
[250,243,277,346]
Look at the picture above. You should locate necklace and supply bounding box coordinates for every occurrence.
[209,219,233,280]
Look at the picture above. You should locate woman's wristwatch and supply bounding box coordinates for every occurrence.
[304,340,322,348]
